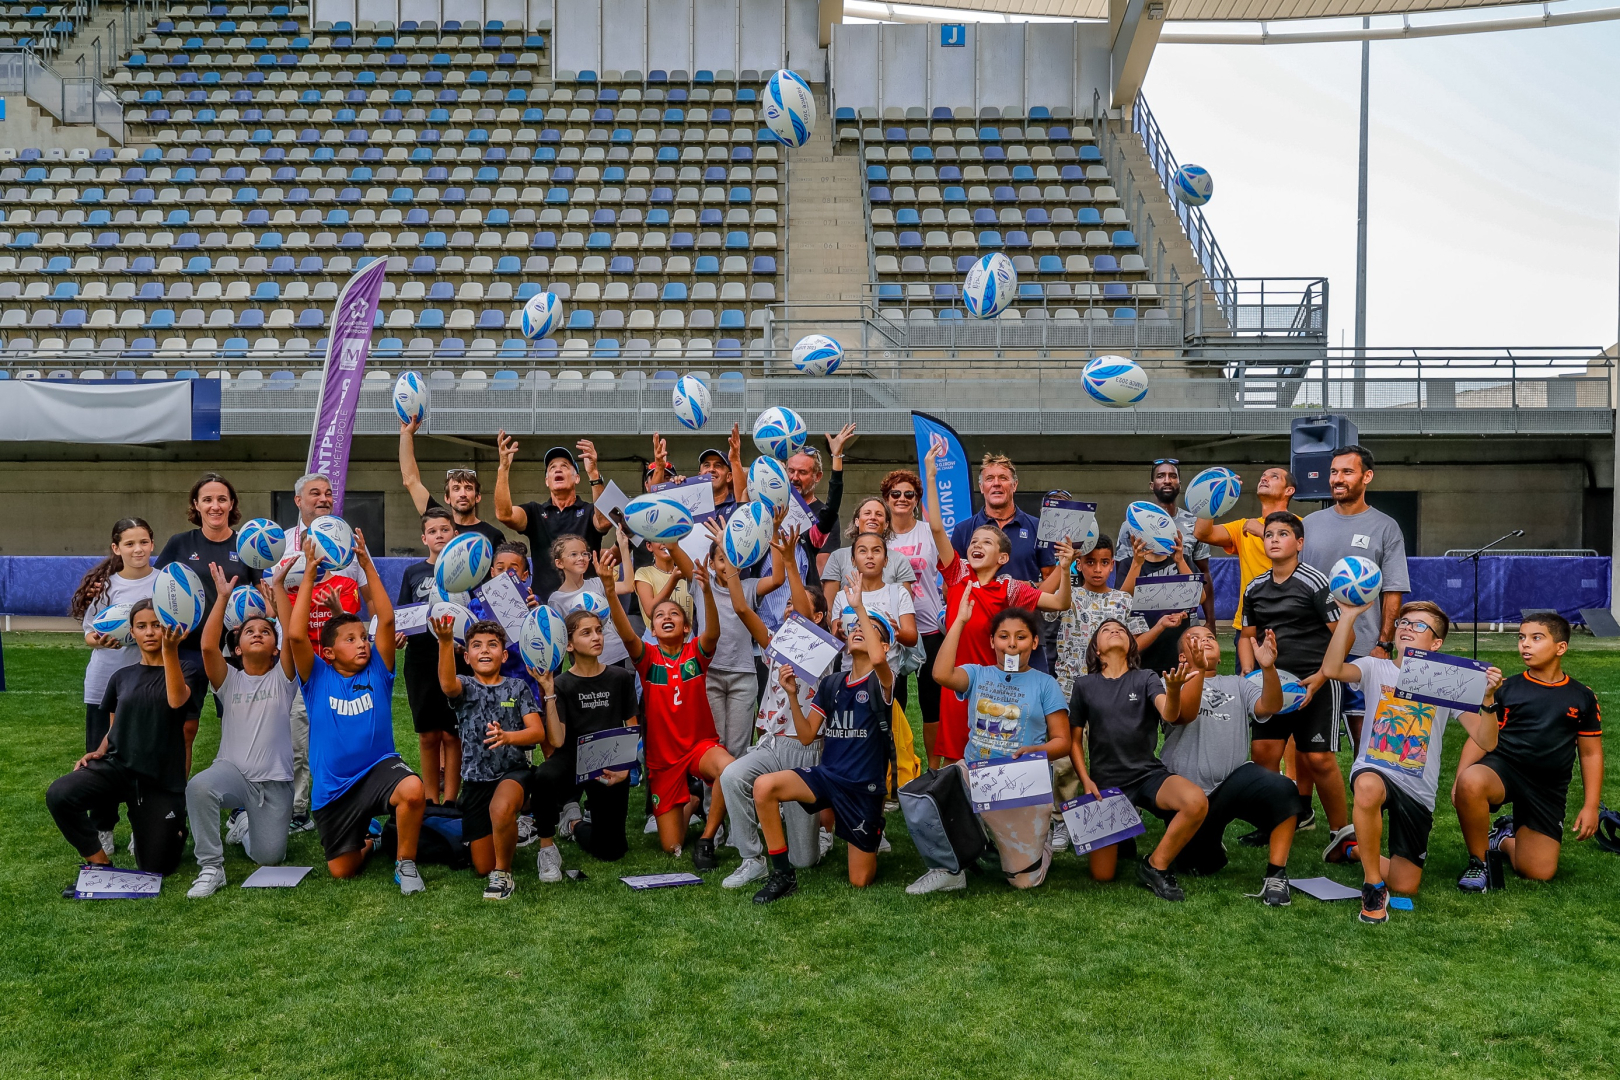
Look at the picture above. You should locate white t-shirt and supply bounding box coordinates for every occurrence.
[81,572,158,706]
[755,657,820,739]
[690,574,761,673]
[548,580,630,666]
[1348,655,1460,811]
[887,521,943,635]
[216,663,297,782]
[821,545,915,594]
[830,582,916,669]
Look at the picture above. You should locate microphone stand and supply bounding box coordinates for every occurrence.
[1454,530,1524,659]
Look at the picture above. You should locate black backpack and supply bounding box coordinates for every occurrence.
[376,803,471,870]
[1596,804,1620,856]
[899,766,986,875]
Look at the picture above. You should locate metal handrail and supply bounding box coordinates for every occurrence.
[1130,91,1233,287]
[1441,548,1599,558]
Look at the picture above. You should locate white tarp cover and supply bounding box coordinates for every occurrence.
[0,380,193,443]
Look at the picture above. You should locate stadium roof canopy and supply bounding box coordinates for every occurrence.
[906,0,1528,19]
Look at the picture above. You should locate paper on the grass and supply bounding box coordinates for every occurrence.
[73,865,162,899]
[241,865,313,888]
[1130,574,1205,614]
[576,726,640,784]
[475,571,533,640]
[1396,648,1491,711]
[1036,498,1097,550]
[1288,876,1363,902]
[764,613,843,683]
[621,872,704,890]
[395,602,429,636]
[1059,788,1146,854]
[967,753,1053,813]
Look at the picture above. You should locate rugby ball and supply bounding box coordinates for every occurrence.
[1329,556,1382,606]
[672,373,710,431]
[566,590,611,620]
[236,517,286,571]
[521,290,562,340]
[1068,514,1100,556]
[748,455,792,512]
[1124,500,1178,557]
[433,584,472,607]
[723,501,774,568]
[428,601,474,645]
[89,603,136,646]
[962,251,1016,319]
[518,605,567,674]
[751,405,807,461]
[281,553,308,591]
[1185,467,1242,520]
[392,370,427,426]
[1082,355,1149,408]
[153,563,206,634]
[623,494,695,543]
[1248,666,1308,715]
[791,333,843,377]
[224,585,269,631]
[1172,163,1213,207]
[435,531,494,595]
[761,69,816,149]
[308,515,355,571]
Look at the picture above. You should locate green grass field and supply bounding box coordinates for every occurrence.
[2,631,1618,1079]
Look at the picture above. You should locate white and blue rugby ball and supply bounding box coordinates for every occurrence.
[761,69,816,149]
[962,251,1016,319]
[723,501,774,568]
[90,603,135,646]
[751,405,807,461]
[1082,354,1149,408]
[428,600,474,645]
[623,494,695,543]
[748,455,792,512]
[436,531,494,595]
[791,333,843,377]
[1329,556,1382,606]
[521,290,562,340]
[1172,163,1213,207]
[224,585,269,631]
[308,515,355,571]
[672,373,710,431]
[236,517,286,571]
[153,563,206,634]
[281,553,308,592]
[1124,500,1178,557]
[393,370,427,425]
[518,605,567,673]
[1185,467,1242,520]
[566,590,611,620]
[433,584,472,607]
[1248,667,1308,714]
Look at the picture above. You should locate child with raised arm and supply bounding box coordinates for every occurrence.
[184,565,298,898]
[396,506,461,806]
[1320,599,1502,923]
[435,616,547,900]
[908,595,1070,895]
[282,530,428,894]
[546,532,637,673]
[598,549,736,870]
[751,592,896,903]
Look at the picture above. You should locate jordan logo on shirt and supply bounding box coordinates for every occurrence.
[329,692,375,716]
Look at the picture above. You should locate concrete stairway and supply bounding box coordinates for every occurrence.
[784,89,868,320]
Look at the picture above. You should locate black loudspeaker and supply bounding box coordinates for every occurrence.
[1291,415,1359,500]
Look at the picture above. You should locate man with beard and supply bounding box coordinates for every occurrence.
[785,423,856,585]
[493,433,614,599]
[398,417,507,548]
[1116,459,1214,673]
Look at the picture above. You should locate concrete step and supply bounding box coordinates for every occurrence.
[784,92,871,308]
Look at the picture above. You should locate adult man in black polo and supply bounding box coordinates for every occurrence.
[494,430,614,599]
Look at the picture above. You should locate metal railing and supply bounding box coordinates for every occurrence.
[0,44,124,141]
[1186,277,1328,342]
[1128,91,1234,290]
[1442,548,1599,558]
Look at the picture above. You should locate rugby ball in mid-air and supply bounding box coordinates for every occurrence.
[428,601,474,645]
[566,590,611,620]
[1172,163,1213,207]
[153,563,206,634]
[1185,467,1242,520]
[761,69,816,148]
[1124,500,1179,557]
[393,370,427,426]
[224,585,269,631]
[791,333,843,376]
[751,406,807,461]
[623,494,695,543]
[236,517,286,571]
[672,373,710,431]
[1248,667,1308,715]
[435,531,494,595]
[1329,556,1383,606]
[280,553,308,592]
[518,606,568,673]
[748,455,792,511]
[521,290,562,340]
[89,603,136,646]
[1082,355,1149,408]
[308,515,355,571]
[962,251,1017,319]
[723,501,774,569]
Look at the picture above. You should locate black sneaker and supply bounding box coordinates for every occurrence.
[1296,808,1317,833]
[1260,870,1291,907]
[1136,858,1185,902]
[1489,814,1515,852]
[1237,827,1268,848]
[1457,855,1489,893]
[1358,881,1390,924]
[692,836,719,871]
[287,813,315,835]
[752,868,799,904]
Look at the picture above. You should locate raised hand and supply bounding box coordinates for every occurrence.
[576,438,599,477]
[826,422,857,458]
[1162,660,1194,695]
[430,613,456,643]
[778,665,798,697]
[1053,538,1076,568]
[208,563,238,595]
[954,587,975,626]
[1252,628,1279,670]
[497,429,520,469]
[592,548,619,583]
[401,415,423,435]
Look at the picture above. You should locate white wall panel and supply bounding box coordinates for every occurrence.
[831,23,878,111]
[784,0,819,76]
[645,0,692,72]
[602,0,647,73]
[399,0,439,25]
[356,0,393,24]
[553,0,601,71]
[738,0,781,73]
[975,24,1025,111]
[878,23,926,114]
[692,0,738,73]
[928,24,975,112]
[486,0,526,26]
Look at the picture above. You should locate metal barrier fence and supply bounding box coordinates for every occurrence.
[0,45,124,142]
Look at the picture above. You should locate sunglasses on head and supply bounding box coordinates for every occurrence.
[1153,458,1179,466]
[446,469,477,481]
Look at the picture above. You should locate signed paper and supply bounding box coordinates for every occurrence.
[967,753,1054,812]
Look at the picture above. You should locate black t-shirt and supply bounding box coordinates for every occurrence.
[519,498,604,599]
[554,665,639,774]
[103,662,190,792]
[1069,667,1167,789]
[397,560,440,683]
[1241,563,1339,675]
[1494,672,1602,784]
[425,495,506,549]
[155,528,261,653]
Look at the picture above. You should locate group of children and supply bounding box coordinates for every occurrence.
[47,445,1605,921]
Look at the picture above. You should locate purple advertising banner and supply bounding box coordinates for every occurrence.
[306,257,387,513]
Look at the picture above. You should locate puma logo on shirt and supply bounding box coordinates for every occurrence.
[328,692,376,716]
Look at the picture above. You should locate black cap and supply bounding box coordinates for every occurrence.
[544,446,577,470]
[697,448,728,468]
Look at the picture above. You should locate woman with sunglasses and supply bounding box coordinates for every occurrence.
[880,469,947,754]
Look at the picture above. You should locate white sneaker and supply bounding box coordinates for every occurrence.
[905,867,967,895]
[186,864,227,898]
[644,814,659,834]
[1050,818,1070,852]
[225,808,250,847]
[516,814,538,847]
[394,858,426,895]
[722,855,769,888]
[877,834,892,853]
[818,828,834,858]
[557,801,582,838]
[537,843,564,883]
[97,830,115,859]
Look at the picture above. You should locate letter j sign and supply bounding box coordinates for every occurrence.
[941,24,965,47]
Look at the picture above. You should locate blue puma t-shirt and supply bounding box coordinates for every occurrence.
[303,650,398,810]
